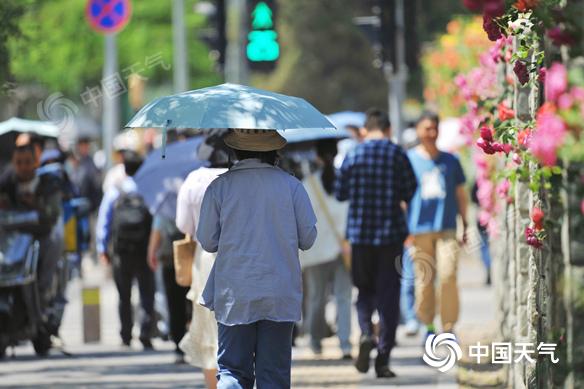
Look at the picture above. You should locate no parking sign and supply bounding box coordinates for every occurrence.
[86,0,131,34]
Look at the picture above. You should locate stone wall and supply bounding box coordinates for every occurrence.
[493,51,584,388]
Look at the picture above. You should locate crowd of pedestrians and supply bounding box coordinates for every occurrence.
[0,106,478,389]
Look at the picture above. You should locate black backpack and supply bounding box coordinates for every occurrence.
[111,191,152,257]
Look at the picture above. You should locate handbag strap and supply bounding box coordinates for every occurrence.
[306,172,344,245]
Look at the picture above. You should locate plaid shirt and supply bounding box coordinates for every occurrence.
[335,139,417,246]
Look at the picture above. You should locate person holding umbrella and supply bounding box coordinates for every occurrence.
[196,129,317,389]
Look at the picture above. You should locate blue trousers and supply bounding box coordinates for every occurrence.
[217,320,294,389]
[400,247,418,324]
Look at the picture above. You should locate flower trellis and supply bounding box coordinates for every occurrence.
[459,0,584,247]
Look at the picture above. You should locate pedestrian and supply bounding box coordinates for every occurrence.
[300,139,352,359]
[0,144,63,326]
[406,111,468,339]
[197,129,317,389]
[71,136,102,212]
[96,151,156,349]
[147,215,190,363]
[336,108,417,378]
[176,135,230,389]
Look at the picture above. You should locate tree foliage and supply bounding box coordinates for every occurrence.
[258,0,387,114]
[7,0,221,98]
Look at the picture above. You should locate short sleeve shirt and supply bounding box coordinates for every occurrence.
[407,149,466,235]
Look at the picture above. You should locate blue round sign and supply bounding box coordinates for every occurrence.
[86,0,131,34]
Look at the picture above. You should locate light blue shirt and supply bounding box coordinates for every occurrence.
[95,177,137,255]
[197,159,317,326]
[407,149,465,235]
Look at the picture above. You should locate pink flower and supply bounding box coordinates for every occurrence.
[496,179,510,199]
[480,126,494,142]
[547,27,577,46]
[571,86,584,102]
[483,14,503,41]
[530,112,567,166]
[581,199,584,215]
[514,61,530,85]
[512,152,522,164]
[525,226,543,248]
[545,63,568,102]
[558,93,574,109]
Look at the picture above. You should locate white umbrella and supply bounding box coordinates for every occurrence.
[126,83,335,132]
[0,117,60,138]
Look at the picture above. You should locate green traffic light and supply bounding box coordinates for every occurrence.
[251,2,273,29]
[247,30,279,61]
[247,1,279,62]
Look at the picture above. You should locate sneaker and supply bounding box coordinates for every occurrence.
[341,352,352,360]
[404,320,419,337]
[424,324,436,346]
[355,335,375,373]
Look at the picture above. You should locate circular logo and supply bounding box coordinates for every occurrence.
[422,333,463,373]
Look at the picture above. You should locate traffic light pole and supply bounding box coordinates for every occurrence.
[225,0,248,84]
[386,0,406,145]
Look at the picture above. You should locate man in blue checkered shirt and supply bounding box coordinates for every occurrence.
[336,109,417,379]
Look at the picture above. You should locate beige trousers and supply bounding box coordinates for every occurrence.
[411,230,460,332]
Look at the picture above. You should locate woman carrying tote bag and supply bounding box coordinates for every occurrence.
[176,138,229,389]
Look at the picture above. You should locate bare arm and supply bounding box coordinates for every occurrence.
[456,184,468,244]
[147,229,162,271]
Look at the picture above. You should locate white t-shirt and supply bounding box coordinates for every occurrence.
[300,170,348,268]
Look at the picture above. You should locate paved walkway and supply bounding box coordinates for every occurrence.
[0,250,495,388]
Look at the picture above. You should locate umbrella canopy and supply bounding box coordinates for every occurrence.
[0,117,60,138]
[278,127,349,144]
[133,136,207,219]
[125,83,335,132]
[326,111,366,131]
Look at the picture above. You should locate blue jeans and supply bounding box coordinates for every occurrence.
[479,228,492,272]
[400,247,417,324]
[304,258,352,352]
[217,320,294,389]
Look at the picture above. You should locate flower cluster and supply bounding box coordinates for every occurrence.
[422,16,492,117]
[525,207,545,248]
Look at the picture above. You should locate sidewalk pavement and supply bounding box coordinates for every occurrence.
[0,251,495,388]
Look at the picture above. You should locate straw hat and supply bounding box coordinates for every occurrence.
[224,129,287,152]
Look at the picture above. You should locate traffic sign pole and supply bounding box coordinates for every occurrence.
[86,0,131,169]
[102,34,119,170]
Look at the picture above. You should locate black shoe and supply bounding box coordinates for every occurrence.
[375,366,397,378]
[121,339,131,348]
[355,336,375,373]
[375,353,396,378]
[140,338,153,350]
